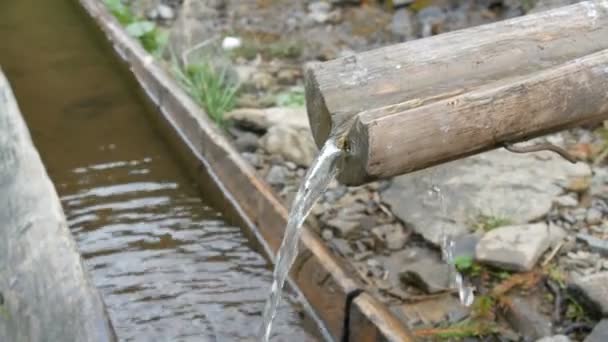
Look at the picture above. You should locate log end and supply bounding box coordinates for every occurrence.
[304,62,333,149]
[336,118,373,186]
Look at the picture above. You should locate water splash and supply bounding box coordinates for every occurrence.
[258,138,343,341]
[429,184,475,307]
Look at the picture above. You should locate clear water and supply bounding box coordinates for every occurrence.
[429,185,475,307]
[258,139,343,341]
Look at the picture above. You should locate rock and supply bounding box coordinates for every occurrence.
[399,259,452,294]
[503,296,552,340]
[569,272,608,318]
[554,195,578,208]
[382,149,590,246]
[576,233,608,256]
[260,125,317,167]
[330,238,353,256]
[529,0,583,14]
[265,165,287,185]
[391,8,416,40]
[587,208,603,225]
[251,71,275,91]
[371,224,409,250]
[240,152,260,167]
[326,218,360,237]
[233,131,258,152]
[277,69,301,85]
[591,167,608,199]
[226,107,309,132]
[221,36,242,51]
[156,4,175,20]
[475,223,552,272]
[417,6,446,37]
[584,319,608,342]
[537,335,571,342]
[308,1,333,24]
[452,234,480,260]
[321,229,333,241]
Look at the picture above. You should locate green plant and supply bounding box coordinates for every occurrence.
[454,255,482,276]
[104,0,168,57]
[415,319,498,340]
[105,0,133,25]
[471,295,495,319]
[172,61,239,126]
[276,87,305,107]
[125,21,168,57]
[565,295,586,321]
[472,215,512,232]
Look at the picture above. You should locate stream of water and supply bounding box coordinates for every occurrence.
[259,138,343,341]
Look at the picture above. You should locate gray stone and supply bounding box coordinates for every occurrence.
[584,319,608,342]
[475,223,552,272]
[576,233,608,256]
[371,224,409,250]
[382,149,590,246]
[399,259,451,294]
[226,107,309,132]
[417,6,446,37]
[326,218,360,237]
[391,9,416,40]
[233,131,258,152]
[587,208,603,225]
[308,1,333,24]
[265,165,287,185]
[321,229,333,241]
[260,125,317,167]
[168,0,223,58]
[570,272,608,317]
[240,152,260,167]
[504,297,552,340]
[529,0,583,14]
[156,4,175,20]
[452,234,480,260]
[537,335,571,342]
[554,195,578,208]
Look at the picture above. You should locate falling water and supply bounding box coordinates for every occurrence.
[429,185,475,307]
[258,138,343,341]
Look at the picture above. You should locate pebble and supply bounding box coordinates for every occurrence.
[157,4,175,20]
[503,296,552,340]
[240,152,260,167]
[265,165,287,185]
[399,259,452,294]
[371,224,409,250]
[321,229,333,241]
[569,272,608,318]
[260,125,317,167]
[586,208,603,225]
[417,6,446,37]
[476,223,552,272]
[584,319,608,342]
[576,233,608,256]
[326,217,360,237]
[390,8,416,40]
[553,195,578,208]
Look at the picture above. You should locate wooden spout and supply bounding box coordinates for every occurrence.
[305,0,608,185]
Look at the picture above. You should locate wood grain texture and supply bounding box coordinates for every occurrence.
[305,0,608,184]
[340,48,608,184]
[0,69,116,342]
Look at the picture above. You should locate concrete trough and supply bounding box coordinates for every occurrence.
[0,69,116,342]
[76,0,416,341]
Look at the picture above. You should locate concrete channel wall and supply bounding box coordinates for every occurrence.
[0,69,116,342]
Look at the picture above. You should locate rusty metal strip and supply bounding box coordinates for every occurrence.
[76,1,413,340]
